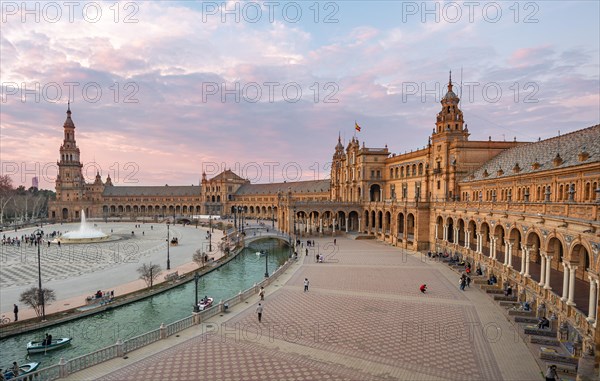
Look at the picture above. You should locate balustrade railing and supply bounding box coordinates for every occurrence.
[68,345,118,374]
[124,329,161,353]
[12,364,61,381]
[166,316,194,337]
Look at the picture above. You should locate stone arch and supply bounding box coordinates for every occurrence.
[435,216,444,240]
[406,213,415,242]
[570,242,592,278]
[370,210,376,229]
[348,210,359,232]
[377,210,383,231]
[525,230,542,281]
[508,227,522,270]
[364,210,369,231]
[62,208,69,220]
[398,212,405,237]
[384,211,391,234]
[546,235,565,271]
[493,224,505,261]
[467,220,477,250]
[479,222,491,256]
[370,184,382,202]
[446,217,455,243]
[457,218,465,246]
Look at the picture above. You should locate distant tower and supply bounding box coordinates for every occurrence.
[54,103,85,217]
[32,176,39,190]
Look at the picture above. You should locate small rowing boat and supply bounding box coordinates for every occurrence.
[3,362,40,379]
[27,338,72,354]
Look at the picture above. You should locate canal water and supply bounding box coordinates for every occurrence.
[0,241,290,368]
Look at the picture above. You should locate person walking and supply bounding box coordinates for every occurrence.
[419,284,427,293]
[459,275,466,291]
[304,278,310,292]
[256,303,263,323]
[13,304,18,322]
[259,286,265,301]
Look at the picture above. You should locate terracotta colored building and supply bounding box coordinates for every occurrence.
[49,76,600,371]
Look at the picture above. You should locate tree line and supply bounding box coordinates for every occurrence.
[0,175,55,226]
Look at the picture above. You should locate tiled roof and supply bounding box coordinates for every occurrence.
[209,170,246,182]
[463,125,600,182]
[103,185,200,197]
[235,180,331,195]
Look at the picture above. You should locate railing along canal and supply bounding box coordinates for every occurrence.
[13,255,295,381]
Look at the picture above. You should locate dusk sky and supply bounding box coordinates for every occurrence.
[1,1,599,189]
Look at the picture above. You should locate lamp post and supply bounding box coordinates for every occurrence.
[234,206,237,230]
[166,221,171,270]
[264,250,269,277]
[241,206,245,234]
[193,272,200,313]
[272,206,275,229]
[208,215,212,252]
[293,207,297,235]
[34,228,45,320]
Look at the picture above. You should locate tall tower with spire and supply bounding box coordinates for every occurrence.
[434,71,467,137]
[54,103,86,219]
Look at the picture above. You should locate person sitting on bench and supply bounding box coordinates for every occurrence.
[538,316,550,329]
[504,285,512,296]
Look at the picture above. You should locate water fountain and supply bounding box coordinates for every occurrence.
[55,210,113,244]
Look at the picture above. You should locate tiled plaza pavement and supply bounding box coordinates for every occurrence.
[75,238,542,380]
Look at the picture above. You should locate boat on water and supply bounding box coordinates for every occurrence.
[3,362,40,379]
[27,338,72,354]
[198,297,214,311]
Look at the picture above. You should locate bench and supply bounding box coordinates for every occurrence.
[539,351,578,365]
[524,325,557,337]
[164,271,179,282]
[531,336,560,346]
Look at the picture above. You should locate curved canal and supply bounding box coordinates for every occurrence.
[0,240,290,368]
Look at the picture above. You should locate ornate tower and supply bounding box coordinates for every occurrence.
[434,71,467,137]
[55,103,85,207]
[430,72,469,201]
[330,134,345,201]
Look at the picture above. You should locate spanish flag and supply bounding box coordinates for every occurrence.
[355,121,361,132]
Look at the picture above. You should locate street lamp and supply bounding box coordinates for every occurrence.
[208,216,212,252]
[272,206,275,229]
[293,207,297,235]
[166,221,171,270]
[193,272,200,313]
[241,206,245,234]
[34,228,45,320]
[264,250,269,277]
[234,206,237,230]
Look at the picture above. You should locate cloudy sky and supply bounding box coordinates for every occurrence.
[1,1,598,188]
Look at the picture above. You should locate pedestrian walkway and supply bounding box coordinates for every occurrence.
[66,238,542,380]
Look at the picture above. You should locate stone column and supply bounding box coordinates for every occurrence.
[504,240,510,266]
[519,244,526,275]
[357,217,360,232]
[539,252,546,286]
[544,255,553,290]
[443,225,448,241]
[567,264,577,305]
[454,228,459,245]
[561,262,570,301]
[434,224,438,240]
[524,245,531,277]
[507,241,514,268]
[587,277,597,322]
[464,231,470,249]
[476,233,482,254]
[332,218,336,233]
[345,217,349,233]
[319,218,323,233]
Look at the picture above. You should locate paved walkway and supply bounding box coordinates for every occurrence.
[66,237,542,380]
[1,222,221,319]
